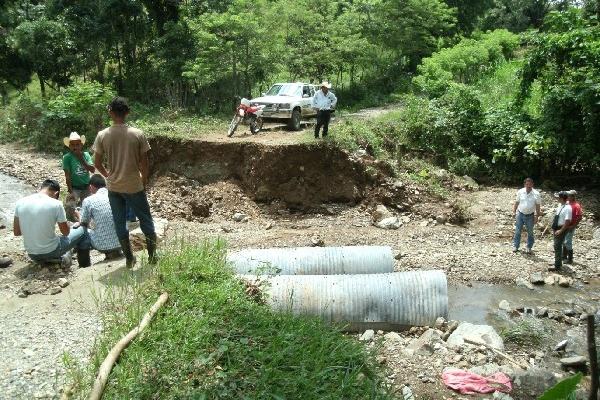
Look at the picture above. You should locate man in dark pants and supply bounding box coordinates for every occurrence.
[93,97,157,268]
[551,191,572,271]
[312,81,337,139]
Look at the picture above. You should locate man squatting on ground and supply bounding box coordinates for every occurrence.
[74,174,123,261]
[93,97,157,268]
[552,191,572,270]
[563,190,582,265]
[312,81,337,139]
[512,177,541,254]
[13,179,90,267]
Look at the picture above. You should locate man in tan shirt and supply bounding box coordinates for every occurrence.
[93,97,157,267]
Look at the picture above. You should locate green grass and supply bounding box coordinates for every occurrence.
[68,240,391,399]
[501,319,548,347]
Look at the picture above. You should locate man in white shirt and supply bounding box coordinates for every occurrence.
[551,191,572,270]
[13,179,88,266]
[512,177,541,254]
[312,81,337,139]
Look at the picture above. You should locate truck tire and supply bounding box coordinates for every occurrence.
[288,108,301,131]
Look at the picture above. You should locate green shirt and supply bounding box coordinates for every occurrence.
[62,151,93,188]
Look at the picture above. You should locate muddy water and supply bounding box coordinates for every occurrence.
[0,172,34,229]
[449,280,600,326]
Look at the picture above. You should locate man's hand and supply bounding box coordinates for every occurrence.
[534,215,539,224]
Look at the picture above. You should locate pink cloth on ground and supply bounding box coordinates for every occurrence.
[442,369,512,395]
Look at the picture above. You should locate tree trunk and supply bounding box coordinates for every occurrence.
[116,44,124,94]
[38,73,46,98]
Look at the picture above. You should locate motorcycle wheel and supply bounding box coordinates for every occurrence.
[227,114,242,137]
[250,117,263,134]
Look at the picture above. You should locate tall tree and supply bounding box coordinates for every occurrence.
[11,18,73,96]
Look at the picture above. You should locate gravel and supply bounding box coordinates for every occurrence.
[0,304,101,399]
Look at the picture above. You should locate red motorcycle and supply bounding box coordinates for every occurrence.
[227,98,265,137]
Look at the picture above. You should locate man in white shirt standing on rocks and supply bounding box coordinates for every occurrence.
[512,177,541,254]
[312,81,337,139]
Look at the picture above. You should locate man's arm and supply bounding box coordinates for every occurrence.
[94,152,109,177]
[330,92,337,109]
[13,217,21,236]
[534,203,541,223]
[140,151,150,188]
[78,152,96,173]
[555,218,571,235]
[512,201,519,216]
[58,221,70,236]
[64,170,73,193]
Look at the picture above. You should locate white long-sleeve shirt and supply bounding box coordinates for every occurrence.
[312,90,337,110]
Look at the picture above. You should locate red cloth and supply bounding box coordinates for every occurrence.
[442,369,512,395]
[570,201,582,225]
[238,104,259,113]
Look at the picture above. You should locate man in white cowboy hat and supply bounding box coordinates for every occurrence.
[312,81,337,139]
[62,131,95,205]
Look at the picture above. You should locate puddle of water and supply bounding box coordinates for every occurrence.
[0,173,34,228]
[449,279,600,326]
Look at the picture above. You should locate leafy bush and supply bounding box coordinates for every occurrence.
[518,8,600,175]
[0,82,114,151]
[414,29,519,97]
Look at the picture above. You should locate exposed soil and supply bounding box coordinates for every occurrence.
[0,136,599,399]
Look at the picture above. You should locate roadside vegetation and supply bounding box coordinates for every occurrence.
[66,241,391,399]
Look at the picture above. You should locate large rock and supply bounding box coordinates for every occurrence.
[462,175,479,190]
[130,218,168,251]
[516,277,534,290]
[372,205,393,222]
[0,256,13,268]
[446,322,504,351]
[374,217,401,230]
[512,368,557,400]
[406,329,443,355]
[560,356,587,368]
[359,329,375,342]
[530,272,544,285]
[470,363,515,379]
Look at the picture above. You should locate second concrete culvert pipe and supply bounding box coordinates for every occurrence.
[227,245,395,275]
[241,270,448,331]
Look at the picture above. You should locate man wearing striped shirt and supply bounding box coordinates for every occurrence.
[77,174,121,261]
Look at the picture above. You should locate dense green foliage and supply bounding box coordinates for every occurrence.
[519,8,600,174]
[70,241,391,399]
[332,5,600,179]
[0,82,114,151]
[0,0,460,111]
[414,29,519,97]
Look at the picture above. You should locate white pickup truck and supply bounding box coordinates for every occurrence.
[251,82,320,130]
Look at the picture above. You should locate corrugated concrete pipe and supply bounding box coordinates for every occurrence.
[228,246,394,275]
[242,270,448,331]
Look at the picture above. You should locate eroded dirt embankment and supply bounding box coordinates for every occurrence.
[149,137,378,207]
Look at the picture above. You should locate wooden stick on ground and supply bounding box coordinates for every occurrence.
[464,337,529,370]
[89,292,169,400]
[588,314,599,400]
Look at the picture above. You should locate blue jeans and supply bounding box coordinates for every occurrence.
[564,228,576,251]
[29,226,87,262]
[125,200,137,222]
[108,190,155,241]
[513,211,535,250]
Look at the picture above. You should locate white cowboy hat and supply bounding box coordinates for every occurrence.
[63,131,86,147]
[320,81,332,89]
